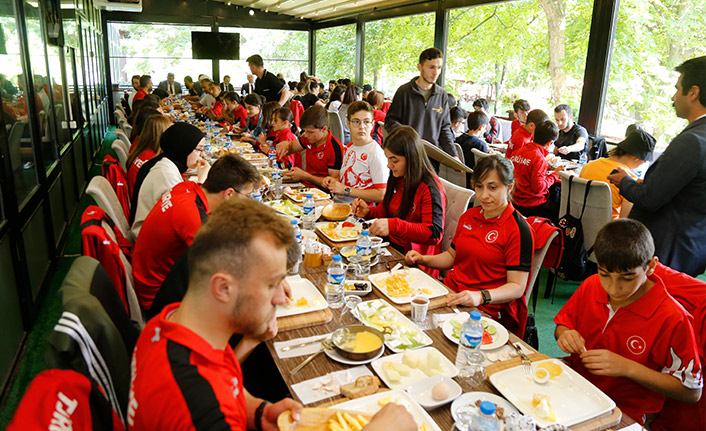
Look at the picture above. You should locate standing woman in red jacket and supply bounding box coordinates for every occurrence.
[352,126,446,277]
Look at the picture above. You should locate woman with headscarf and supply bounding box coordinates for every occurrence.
[128,123,210,241]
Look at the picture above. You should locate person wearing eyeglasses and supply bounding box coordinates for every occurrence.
[132,154,261,311]
[322,101,389,204]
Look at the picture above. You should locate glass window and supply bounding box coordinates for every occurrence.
[446,0,592,117]
[47,45,71,149]
[363,13,435,96]
[107,22,213,87]
[315,24,355,83]
[600,0,706,148]
[2,0,40,203]
[219,27,308,88]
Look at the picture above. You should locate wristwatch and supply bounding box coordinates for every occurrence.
[343,186,352,196]
[480,289,492,305]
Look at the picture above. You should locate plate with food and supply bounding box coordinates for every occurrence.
[367,268,450,304]
[285,187,331,202]
[370,347,457,391]
[441,313,509,350]
[277,407,373,431]
[488,359,616,427]
[266,199,303,217]
[355,299,432,353]
[344,280,372,296]
[316,221,362,242]
[275,276,328,318]
[450,392,519,423]
[336,390,442,431]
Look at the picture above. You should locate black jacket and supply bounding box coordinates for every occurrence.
[385,78,457,157]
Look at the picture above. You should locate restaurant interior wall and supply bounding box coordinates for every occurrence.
[0,0,110,397]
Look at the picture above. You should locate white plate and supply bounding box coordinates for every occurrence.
[370,346,458,391]
[488,358,616,427]
[275,276,328,318]
[285,188,331,202]
[355,299,433,353]
[368,268,450,305]
[407,375,462,410]
[323,344,384,365]
[316,221,362,243]
[265,199,303,217]
[344,280,372,296]
[450,392,519,423]
[441,313,510,351]
[335,390,442,431]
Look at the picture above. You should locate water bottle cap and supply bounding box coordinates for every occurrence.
[332,254,342,262]
[479,401,496,415]
[470,310,482,320]
[290,219,298,225]
[306,194,313,198]
[361,230,369,236]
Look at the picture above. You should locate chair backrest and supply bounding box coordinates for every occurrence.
[525,231,559,305]
[79,207,143,327]
[45,255,139,423]
[114,128,131,150]
[379,121,388,142]
[327,111,344,144]
[471,148,490,162]
[558,172,612,262]
[102,155,131,220]
[8,121,26,171]
[111,141,129,171]
[86,176,131,239]
[439,177,474,252]
[496,117,513,142]
[118,119,132,137]
[114,109,126,122]
[454,143,465,164]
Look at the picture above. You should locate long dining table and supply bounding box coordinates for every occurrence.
[266,239,635,431]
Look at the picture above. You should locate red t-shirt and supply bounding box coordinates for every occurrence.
[211,100,223,117]
[510,142,560,208]
[504,126,532,159]
[510,118,521,134]
[443,203,533,335]
[231,105,248,129]
[554,273,703,423]
[381,101,391,114]
[127,149,156,194]
[128,303,247,431]
[650,263,706,431]
[294,131,344,187]
[370,109,386,144]
[369,176,446,277]
[273,128,297,168]
[132,181,209,310]
[134,89,147,102]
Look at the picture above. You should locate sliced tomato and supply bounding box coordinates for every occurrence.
[481,329,493,345]
[342,221,355,228]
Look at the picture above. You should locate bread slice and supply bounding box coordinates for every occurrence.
[340,375,380,399]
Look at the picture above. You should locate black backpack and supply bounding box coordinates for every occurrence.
[556,176,597,281]
[588,135,608,160]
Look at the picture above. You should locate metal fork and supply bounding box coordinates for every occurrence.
[509,341,532,375]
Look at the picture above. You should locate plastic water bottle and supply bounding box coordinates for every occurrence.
[326,255,346,308]
[302,194,316,230]
[579,152,588,165]
[473,401,499,431]
[355,230,372,277]
[251,190,262,202]
[268,148,277,168]
[271,172,283,199]
[289,219,302,275]
[456,311,486,384]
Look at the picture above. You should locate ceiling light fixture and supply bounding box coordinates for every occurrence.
[249,9,254,15]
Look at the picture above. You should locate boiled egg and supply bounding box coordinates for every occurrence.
[533,368,550,384]
[431,382,450,401]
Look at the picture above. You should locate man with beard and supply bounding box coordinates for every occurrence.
[127,199,416,431]
[385,48,458,159]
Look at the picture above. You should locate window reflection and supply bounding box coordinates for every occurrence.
[315,25,355,84]
[2,0,39,203]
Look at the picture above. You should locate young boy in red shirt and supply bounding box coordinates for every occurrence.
[504,109,548,159]
[510,120,562,221]
[510,99,530,135]
[555,219,703,424]
[275,105,344,188]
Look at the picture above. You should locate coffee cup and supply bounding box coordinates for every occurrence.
[410,296,429,323]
